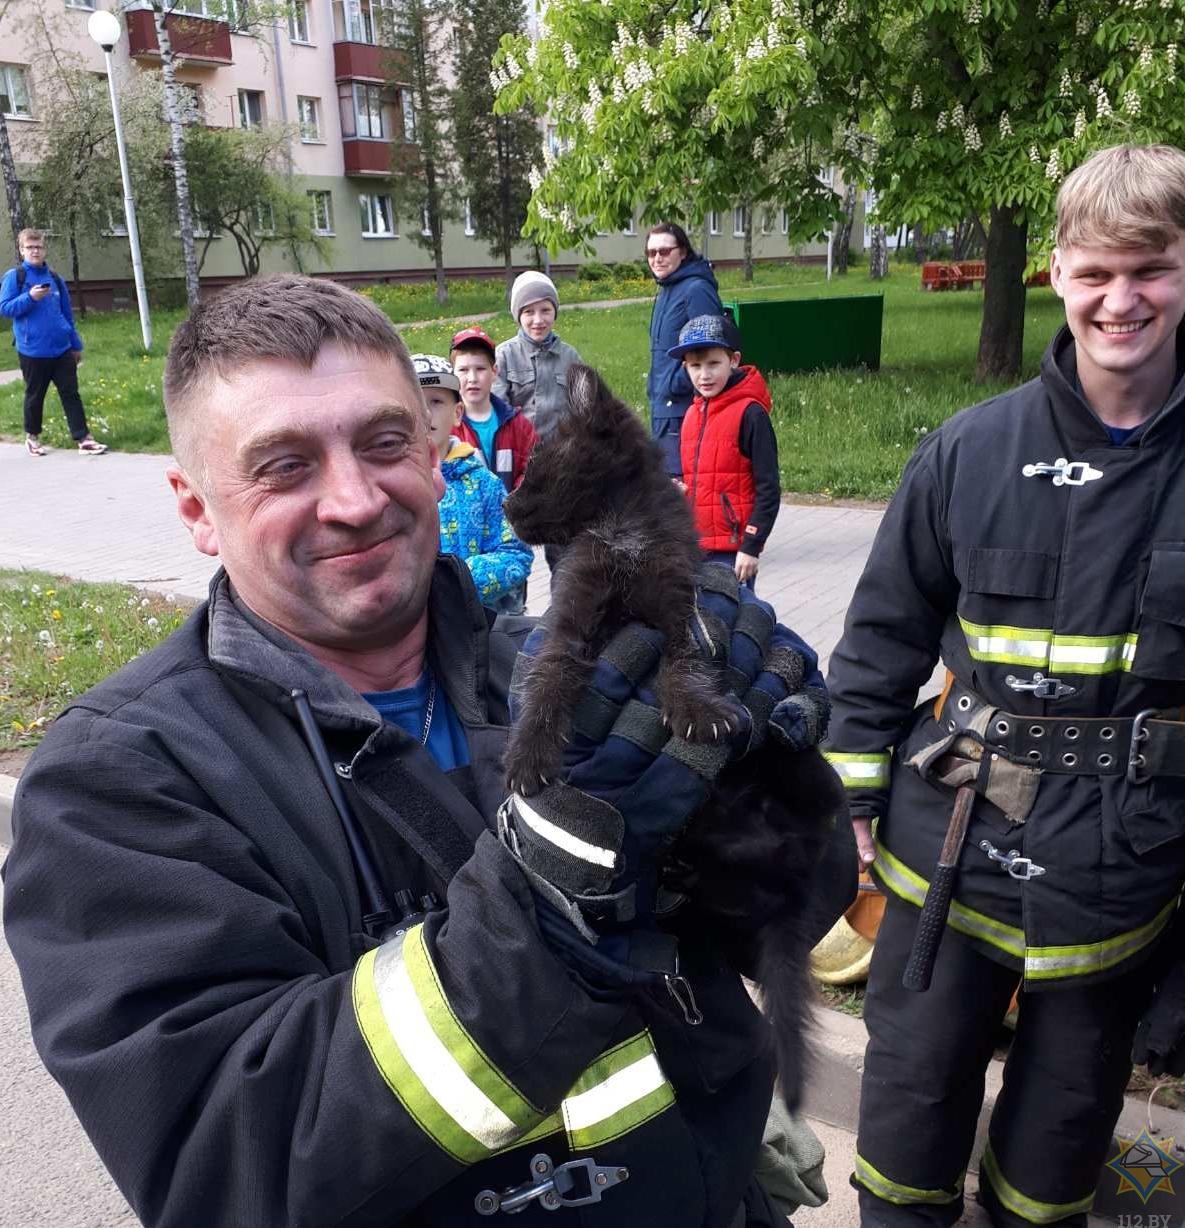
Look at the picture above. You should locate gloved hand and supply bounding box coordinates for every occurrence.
[1133,953,1185,1076]
[498,568,830,947]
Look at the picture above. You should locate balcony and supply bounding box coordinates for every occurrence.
[126,9,233,64]
[342,138,391,177]
[333,41,407,84]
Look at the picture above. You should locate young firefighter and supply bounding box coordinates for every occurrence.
[669,314,780,588]
[825,143,1185,1228]
[493,270,583,437]
[449,326,537,492]
[413,353,533,613]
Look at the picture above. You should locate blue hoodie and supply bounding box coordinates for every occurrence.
[0,261,84,358]
[438,439,533,607]
[647,254,723,424]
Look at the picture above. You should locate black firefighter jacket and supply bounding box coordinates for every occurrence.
[3,557,776,1228]
[825,324,1185,990]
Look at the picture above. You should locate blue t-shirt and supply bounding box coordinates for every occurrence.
[1105,423,1142,446]
[464,410,499,468]
[363,670,469,771]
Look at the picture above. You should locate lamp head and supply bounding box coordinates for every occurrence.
[87,9,122,51]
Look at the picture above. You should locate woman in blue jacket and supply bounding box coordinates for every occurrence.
[645,222,724,477]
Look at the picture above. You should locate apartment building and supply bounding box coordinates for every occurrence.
[0,0,820,299]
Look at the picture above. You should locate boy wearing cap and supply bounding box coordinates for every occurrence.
[413,353,533,611]
[450,326,538,492]
[672,313,780,587]
[493,270,583,437]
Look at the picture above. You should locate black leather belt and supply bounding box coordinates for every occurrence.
[936,679,1185,782]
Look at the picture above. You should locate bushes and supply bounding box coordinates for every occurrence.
[576,261,613,282]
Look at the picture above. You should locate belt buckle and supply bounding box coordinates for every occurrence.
[1127,709,1158,785]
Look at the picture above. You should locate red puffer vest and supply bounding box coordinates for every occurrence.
[679,365,773,550]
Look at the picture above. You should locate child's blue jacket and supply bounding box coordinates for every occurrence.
[439,440,533,606]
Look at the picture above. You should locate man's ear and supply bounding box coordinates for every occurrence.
[1050,248,1066,300]
[167,464,220,558]
[730,351,741,369]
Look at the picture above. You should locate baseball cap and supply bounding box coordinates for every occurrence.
[666,313,743,360]
[411,352,460,394]
[449,326,497,361]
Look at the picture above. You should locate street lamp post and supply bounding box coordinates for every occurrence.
[88,9,153,350]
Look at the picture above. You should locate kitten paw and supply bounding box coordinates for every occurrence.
[664,694,738,744]
[504,738,563,797]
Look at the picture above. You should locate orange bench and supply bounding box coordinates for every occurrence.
[921,260,1052,290]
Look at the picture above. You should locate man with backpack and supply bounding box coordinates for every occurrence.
[0,228,108,456]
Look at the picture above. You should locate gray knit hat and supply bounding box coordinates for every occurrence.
[509,270,559,320]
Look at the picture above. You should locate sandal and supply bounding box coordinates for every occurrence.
[78,436,108,455]
[25,435,47,456]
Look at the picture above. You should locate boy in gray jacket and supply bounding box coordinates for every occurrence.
[493,270,582,437]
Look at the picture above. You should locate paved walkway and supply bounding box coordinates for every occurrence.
[0,440,883,667]
[0,438,886,1224]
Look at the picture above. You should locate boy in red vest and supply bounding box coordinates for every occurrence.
[670,313,780,587]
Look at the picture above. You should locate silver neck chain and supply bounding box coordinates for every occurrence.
[420,674,436,746]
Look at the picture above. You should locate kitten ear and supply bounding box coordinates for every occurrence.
[566,363,603,419]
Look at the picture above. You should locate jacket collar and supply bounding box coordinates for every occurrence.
[490,391,518,427]
[517,327,556,351]
[1040,322,1185,450]
[658,253,716,289]
[696,364,772,416]
[205,554,494,729]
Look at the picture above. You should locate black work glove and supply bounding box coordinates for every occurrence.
[1133,958,1185,1076]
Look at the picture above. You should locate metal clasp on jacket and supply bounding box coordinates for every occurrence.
[978,840,1047,880]
[1004,672,1077,700]
[475,1153,629,1215]
[1021,458,1103,486]
[1127,708,1158,785]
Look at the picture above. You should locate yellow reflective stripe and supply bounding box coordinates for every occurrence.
[871,839,1026,959]
[980,1144,1095,1223]
[353,926,539,1164]
[563,1031,675,1150]
[1025,898,1175,981]
[960,617,1051,667]
[873,838,1173,980]
[852,1153,963,1206]
[824,751,891,789]
[959,618,1139,675]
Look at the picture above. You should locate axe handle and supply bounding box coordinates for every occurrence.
[902,784,976,993]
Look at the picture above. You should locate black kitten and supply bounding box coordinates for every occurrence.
[503,363,736,798]
[503,363,845,1109]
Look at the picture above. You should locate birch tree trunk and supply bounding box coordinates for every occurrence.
[869,224,888,280]
[0,112,25,255]
[153,3,201,306]
[742,202,754,282]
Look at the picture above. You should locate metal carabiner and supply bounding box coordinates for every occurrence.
[475,1154,629,1215]
[978,840,1047,881]
[1127,708,1158,785]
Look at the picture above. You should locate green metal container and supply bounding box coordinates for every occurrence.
[723,295,884,375]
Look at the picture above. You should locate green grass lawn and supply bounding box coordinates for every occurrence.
[0,570,192,752]
[0,260,1066,500]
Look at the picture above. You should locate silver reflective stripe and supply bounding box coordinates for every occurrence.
[513,793,618,868]
[824,752,891,789]
[371,941,521,1151]
[961,617,1139,675]
[1024,899,1175,980]
[563,1054,666,1131]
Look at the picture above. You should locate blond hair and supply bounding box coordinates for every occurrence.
[164,274,421,473]
[17,228,45,246]
[1056,144,1185,250]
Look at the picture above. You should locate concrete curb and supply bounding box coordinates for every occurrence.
[808,1002,1185,1220]
[0,772,15,846]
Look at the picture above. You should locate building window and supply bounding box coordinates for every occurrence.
[309,189,334,235]
[354,82,384,138]
[174,0,217,16]
[360,193,396,237]
[708,211,721,236]
[237,89,264,129]
[732,206,749,237]
[253,202,275,235]
[104,208,128,237]
[621,216,636,236]
[336,0,393,45]
[780,207,789,235]
[463,197,475,236]
[288,0,311,42]
[297,95,321,141]
[760,208,773,235]
[0,65,32,119]
[421,205,432,237]
[400,88,416,141]
[66,0,96,10]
